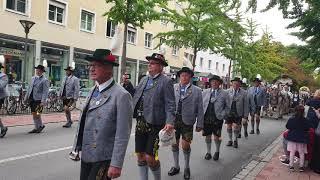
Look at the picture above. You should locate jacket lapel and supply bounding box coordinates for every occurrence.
[182,85,192,100]
[88,92,111,111]
[175,85,180,103]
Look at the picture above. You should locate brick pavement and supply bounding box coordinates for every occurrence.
[233,135,320,180]
[0,110,81,127]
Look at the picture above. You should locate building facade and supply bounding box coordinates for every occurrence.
[194,50,233,88]
[0,0,186,87]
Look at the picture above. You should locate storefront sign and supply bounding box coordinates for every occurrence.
[0,47,24,57]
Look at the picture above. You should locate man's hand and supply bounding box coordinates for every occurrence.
[195,127,202,132]
[108,166,122,179]
[163,123,174,133]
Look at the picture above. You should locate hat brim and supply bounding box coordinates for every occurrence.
[209,78,223,84]
[146,56,168,66]
[253,79,262,82]
[64,68,74,71]
[34,67,46,72]
[177,70,194,77]
[231,79,242,83]
[85,56,119,66]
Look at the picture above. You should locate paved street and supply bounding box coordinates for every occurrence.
[0,115,287,180]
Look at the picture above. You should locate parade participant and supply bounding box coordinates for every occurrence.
[133,53,175,180]
[72,49,132,180]
[59,66,80,128]
[168,67,204,179]
[25,65,49,133]
[292,91,300,108]
[225,77,249,148]
[248,77,266,134]
[121,74,135,97]
[0,63,8,138]
[202,75,229,161]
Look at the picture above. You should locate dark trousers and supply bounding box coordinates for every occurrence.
[80,160,111,180]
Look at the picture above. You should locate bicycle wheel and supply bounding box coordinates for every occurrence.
[6,97,17,115]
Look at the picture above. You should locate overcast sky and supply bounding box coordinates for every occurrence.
[241,1,305,46]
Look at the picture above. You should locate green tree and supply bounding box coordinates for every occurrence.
[104,0,167,78]
[155,0,240,70]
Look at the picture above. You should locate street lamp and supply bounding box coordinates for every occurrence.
[19,19,35,83]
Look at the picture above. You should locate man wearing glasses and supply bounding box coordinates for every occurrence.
[133,53,175,180]
[72,49,132,180]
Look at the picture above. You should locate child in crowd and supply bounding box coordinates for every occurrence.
[285,105,310,172]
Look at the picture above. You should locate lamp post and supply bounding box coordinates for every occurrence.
[19,20,35,83]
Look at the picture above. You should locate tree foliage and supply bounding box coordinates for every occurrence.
[155,0,241,69]
[104,0,167,77]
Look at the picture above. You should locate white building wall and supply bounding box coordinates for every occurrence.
[195,50,232,78]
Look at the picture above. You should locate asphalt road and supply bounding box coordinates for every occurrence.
[0,116,287,180]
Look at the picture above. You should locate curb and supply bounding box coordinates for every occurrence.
[232,134,283,180]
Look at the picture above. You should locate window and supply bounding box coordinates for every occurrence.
[216,62,219,70]
[48,0,66,24]
[172,46,179,56]
[144,33,153,48]
[222,64,225,71]
[200,57,203,68]
[127,27,137,44]
[161,9,168,25]
[6,0,27,14]
[208,60,212,69]
[81,9,95,32]
[106,21,117,37]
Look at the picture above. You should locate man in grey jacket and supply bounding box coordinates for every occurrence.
[225,77,249,148]
[0,63,8,138]
[168,67,204,180]
[248,78,266,134]
[202,75,229,161]
[59,66,80,128]
[133,53,175,180]
[25,65,49,133]
[72,49,132,180]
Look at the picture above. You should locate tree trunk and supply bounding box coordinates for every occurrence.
[121,22,128,81]
[227,59,232,88]
[192,47,197,71]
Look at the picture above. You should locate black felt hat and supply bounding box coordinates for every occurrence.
[34,65,46,72]
[231,77,242,83]
[209,75,223,84]
[177,67,194,77]
[146,53,168,66]
[252,78,262,82]
[85,49,119,66]
[64,66,75,71]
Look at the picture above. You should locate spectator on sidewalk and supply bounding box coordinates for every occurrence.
[0,63,8,138]
[24,65,49,134]
[121,74,135,97]
[285,105,310,172]
[306,90,320,129]
[59,66,80,128]
[310,107,320,174]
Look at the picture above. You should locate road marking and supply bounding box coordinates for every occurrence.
[0,133,136,164]
[0,146,72,164]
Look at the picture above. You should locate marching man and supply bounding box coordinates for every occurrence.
[133,53,175,180]
[25,65,49,133]
[225,77,249,148]
[248,77,266,134]
[72,49,132,180]
[0,62,8,138]
[59,66,80,128]
[202,75,229,161]
[168,67,204,179]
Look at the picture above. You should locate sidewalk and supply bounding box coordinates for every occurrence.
[1,110,81,127]
[234,135,320,180]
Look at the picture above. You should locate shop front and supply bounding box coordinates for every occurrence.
[41,45,68,87]
[138,61,148,85]
[126,59,137,86]
[0,39,33,83]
